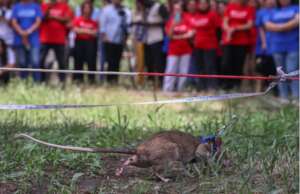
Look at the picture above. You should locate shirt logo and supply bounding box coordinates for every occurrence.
[192,18,209,27]
[17,9,36,17]
[273,11,296,20]
[79,21,94,29]
[174,24,188,33]
[230,10,247,19]
[50,9,63,17]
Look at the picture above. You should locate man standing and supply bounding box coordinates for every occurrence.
[100,0,131,84]
[40,0,73,83]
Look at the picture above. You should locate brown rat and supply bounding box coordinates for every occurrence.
[16,131,213,182]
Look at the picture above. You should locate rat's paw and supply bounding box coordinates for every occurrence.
[115,167,124,176]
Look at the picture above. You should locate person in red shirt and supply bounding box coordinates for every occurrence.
[163,0,194,92]
[72,2,98,83]
[216,1,227,79]
[184,0,199,88]
[221,0,254,89]
[191,0,220,91]
[242,0,257,91]
[39,0,73,83]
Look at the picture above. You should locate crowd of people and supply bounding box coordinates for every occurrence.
[0,0,298,100]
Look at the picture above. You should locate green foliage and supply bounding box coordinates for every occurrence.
[0,80,298,193]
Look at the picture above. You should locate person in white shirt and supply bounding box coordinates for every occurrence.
[100,0,131,83]
[139,0,169,85]
[0,0,15,76]
[0,39,15,84]
[0,0,13,46]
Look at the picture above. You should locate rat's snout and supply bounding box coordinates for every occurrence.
[115,167,124,176]
[195,143,211,158]
[115,155,138,176]
[124,155,138,165]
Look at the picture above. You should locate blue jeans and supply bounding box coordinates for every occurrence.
[273,51,299,99]
[15,46,41,82]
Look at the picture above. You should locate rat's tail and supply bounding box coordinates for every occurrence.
[15,133,137,155]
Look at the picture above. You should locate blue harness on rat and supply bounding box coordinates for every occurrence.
[199,135,220,155]
[198,115,238,155]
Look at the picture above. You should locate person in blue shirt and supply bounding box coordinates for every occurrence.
[263,0,299,101]
[11,0,42,82]
[255,0,277,92]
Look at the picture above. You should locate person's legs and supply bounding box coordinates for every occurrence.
[163,55,179,92]
[273,52,288,99]
[194,49,206,90]
[29,46,41,82]
[177,54,191,91]
[86,40,98,83]
[203,49,218,90]
[286,51,299,99]
[221,45,235,89]
[99,39,106,81]
[39,44,51,82]
[53,44,66,82]
[74,40,85,82]
[105,43,123,83]
[187,51,199,88]
[151,41,165,85]
[15,46,28,79]
[0,72,9,84]
[144,43,154,73]
[232,45,247,88]
[103,43,111,82]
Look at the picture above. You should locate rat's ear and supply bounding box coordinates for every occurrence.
[215,137,222,146]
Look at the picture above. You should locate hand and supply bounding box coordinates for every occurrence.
[22,36,30,49]
[294,14,299,21]
[171,18,180,27]
[102,34,110,42]
[19,30,28,37]
[48,14,57,20]
[261,42,267,50]
[25,28,33,35]
[226,27,235,42]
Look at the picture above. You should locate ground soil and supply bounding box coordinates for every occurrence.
[0,155,203,194]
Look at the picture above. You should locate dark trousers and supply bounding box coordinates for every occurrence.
[103,42,123,83]
[221,45,248,89]
[256,55,276,76]
[0,72,9,85]
[144,41,166,84]
[194,49,218,90]
[74,39,98,83]
[40,43,66,82]
[256,54,278,95]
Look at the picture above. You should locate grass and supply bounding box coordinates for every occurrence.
[0,79,299,193]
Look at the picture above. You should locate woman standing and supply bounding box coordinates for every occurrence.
[255,0,277,91]
[73,2,98,83]
[263,0,299,101]
[221,0,254,89]
[163,0,194,92]
[191,0,220,91]
[185,0,199,89]
[11,0,42,81]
